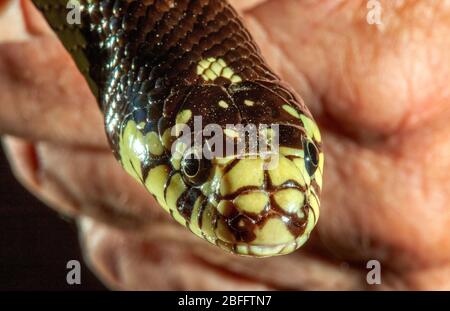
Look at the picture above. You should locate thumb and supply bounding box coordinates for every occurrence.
[0,0,106,148]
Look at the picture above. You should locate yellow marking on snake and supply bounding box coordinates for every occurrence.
[294,207,316,248]
[170,141,187,170]
[268,156,304,187]
[293,158,311,186]
[308,188,320,225]
[315,166,323,189]
[253,218,294,245]
[234,192,268,214]
[231,75,242,83]
[251,245,287,257]
[244,100,255,107]
[281,105,322,145]
[197,58,242,83]
[218,100,229,109]
[136,121,145,130]
[279,242,297,256]
[318,153,325,173]
[145,165,170,212]
[176,109,192,124]
[282,105,301,119]
[222,67,234,79]
[273,189,305,215]
[161,128,172,149]
[210,62,223,76]
[300,115,322,143]
[188,197,205,238]
[145,131,164,156]
[220,158,265,195]
[165,173,188,225]
[166,173,186,211]
[119,120,144,182]
[201,203,218,243]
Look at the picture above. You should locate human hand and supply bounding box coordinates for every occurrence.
[1,0,450,290]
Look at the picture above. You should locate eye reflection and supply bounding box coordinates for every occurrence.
[183,157,201,178]
[181,150,211,186]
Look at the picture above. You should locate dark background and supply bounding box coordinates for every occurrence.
[0,146,106,290]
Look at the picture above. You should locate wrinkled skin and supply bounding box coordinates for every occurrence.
[1,0,450,290]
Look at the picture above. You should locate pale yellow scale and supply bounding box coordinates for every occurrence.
[273,189,305,215]
[268,156,305,187]
[220,158,265,196]
[253,218,294,245]
[197,57,242,83]
[145,165,171,213]
[234,192,268,214]
[218,100,229,109]
[244,100,255,107]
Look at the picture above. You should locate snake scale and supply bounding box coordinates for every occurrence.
[32,0,324,257]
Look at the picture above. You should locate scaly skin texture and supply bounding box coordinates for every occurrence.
[30,0,323,256]
[2,0,450,289]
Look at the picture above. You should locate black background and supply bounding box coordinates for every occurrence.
[0,147,106,290]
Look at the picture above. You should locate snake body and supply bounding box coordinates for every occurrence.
[32,0,323,257]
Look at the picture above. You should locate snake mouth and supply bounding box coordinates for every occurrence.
[218,235,315,258]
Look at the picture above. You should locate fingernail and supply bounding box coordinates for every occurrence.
[0,0,30,43]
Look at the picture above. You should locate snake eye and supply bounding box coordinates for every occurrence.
[304,139,319,176]
[181,150,211,186]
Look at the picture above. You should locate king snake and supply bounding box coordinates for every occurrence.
[32,0,324,257]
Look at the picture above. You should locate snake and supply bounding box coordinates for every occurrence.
[31,0,324,257]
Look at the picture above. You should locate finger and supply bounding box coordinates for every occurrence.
[248,0,450,136]
[2,135,163,229]
[0,0,107,148]
[247,0,450,269]
[78,216,366,290]
[228,0,269,12]
[0,0,30,42]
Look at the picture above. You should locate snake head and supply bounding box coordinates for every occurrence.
[117,81,323,257]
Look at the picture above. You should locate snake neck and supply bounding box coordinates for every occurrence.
[32,0,278,121]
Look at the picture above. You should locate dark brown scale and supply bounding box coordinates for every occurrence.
[269,196,309,238]
[177,188,203,219]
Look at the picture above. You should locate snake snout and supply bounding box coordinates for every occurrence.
[208,155,319,256]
